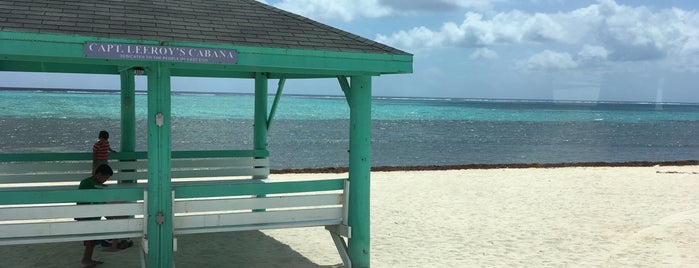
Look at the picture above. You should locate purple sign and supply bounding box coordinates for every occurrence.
[84,42,237,64]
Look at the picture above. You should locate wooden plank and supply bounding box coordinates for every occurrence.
[0,173,92,184]
[0,231,141,246]
[0,161,92,174]
[171,158,253,168]
[0,168,267,184]
[170,158,269,168]
[174,207,342,230]
[174,219,343,235]
[0,161,145,183]
[171,150,269,159]
[0,150,268,163]
[111,160,147,170]
[174,194,342,213]
[0,152,92,162]
[0,187,144,205]
[0,218,143,238]
[171,168,269,178]
[174,179,346,199]
[0,203,143,221]
[111,170,149,181]
[0,174,145,184]
[111,151,148,160]
[0,160,144,174]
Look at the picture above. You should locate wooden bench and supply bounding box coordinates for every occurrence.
[0,150,351,267]
[0,150,271,245]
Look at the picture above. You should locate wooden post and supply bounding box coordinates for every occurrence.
[348,75,372,267]
[146,63,173,267]
[254,72,269,179]
[120,67,136,183]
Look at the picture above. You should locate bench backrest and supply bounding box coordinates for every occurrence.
[0,150,270,186]
[172,179,350,235]
[0,189,146,246]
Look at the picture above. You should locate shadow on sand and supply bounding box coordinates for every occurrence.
[0,230,343,268]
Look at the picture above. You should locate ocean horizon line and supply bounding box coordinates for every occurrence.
[2,86,698,106]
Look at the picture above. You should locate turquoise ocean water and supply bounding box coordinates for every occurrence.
[1,90,698,168]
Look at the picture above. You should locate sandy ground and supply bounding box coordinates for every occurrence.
[1,165,698,267]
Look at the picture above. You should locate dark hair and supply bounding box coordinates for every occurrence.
[98,130,109,139]
[95,164,113,176]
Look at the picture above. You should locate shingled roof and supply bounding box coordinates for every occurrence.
[0,0,409,55]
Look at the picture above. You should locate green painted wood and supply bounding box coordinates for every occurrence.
[267,78,286,131]
[254,73,269,155]
[338,76,351,106]
[170,158,268,168]
[0,153,93,162]
[0,188,144,205]
[120,68,137,184]
[347,75,372,268]
[253,72,270,179]
[174,179,345,199]
[146,63,173,267]
[120,68,137,153]
[0,60,122,74]
[171,150,268,158]
[0,150,267,162]
[0,161,93,174]
[0,151,269,185]
[1,31,413,76]
[170,168,269,178]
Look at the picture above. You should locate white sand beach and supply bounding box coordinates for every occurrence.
[2,165,698,267]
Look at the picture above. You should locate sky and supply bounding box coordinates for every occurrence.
[2,0,699,103]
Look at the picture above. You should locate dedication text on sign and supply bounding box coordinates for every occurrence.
[84,42,238,64]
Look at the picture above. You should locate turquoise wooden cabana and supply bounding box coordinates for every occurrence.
[0,0,411,267]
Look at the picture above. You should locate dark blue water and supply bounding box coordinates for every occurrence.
[1,90,698,168]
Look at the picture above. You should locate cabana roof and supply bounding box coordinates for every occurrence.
[1,1,401,266]
[0,0,408,55]
[0,0,412,78]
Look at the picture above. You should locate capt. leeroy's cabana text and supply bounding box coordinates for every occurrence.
[84,42,238,64]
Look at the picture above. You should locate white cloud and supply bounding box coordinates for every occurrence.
[578,45,608,61]
[516,50,578,71]
[470,48,498,59]
[517,45,612,71]
[269,0,508,21]
[371,0,509,14]
[377,0,699,66]
[438,0,508,10]
[271,0,391,22]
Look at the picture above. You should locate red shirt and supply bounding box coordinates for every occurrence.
[93,140,111,160]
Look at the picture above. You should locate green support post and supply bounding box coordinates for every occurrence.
[120,68,136,183]
[253,72,269,179]
[267,78,286,131]
[146,64,173,267]
[347,75,372,267]
[253,72,268,212]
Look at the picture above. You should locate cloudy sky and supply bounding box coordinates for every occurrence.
[3,0,699,102]
[265,0,699,103]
